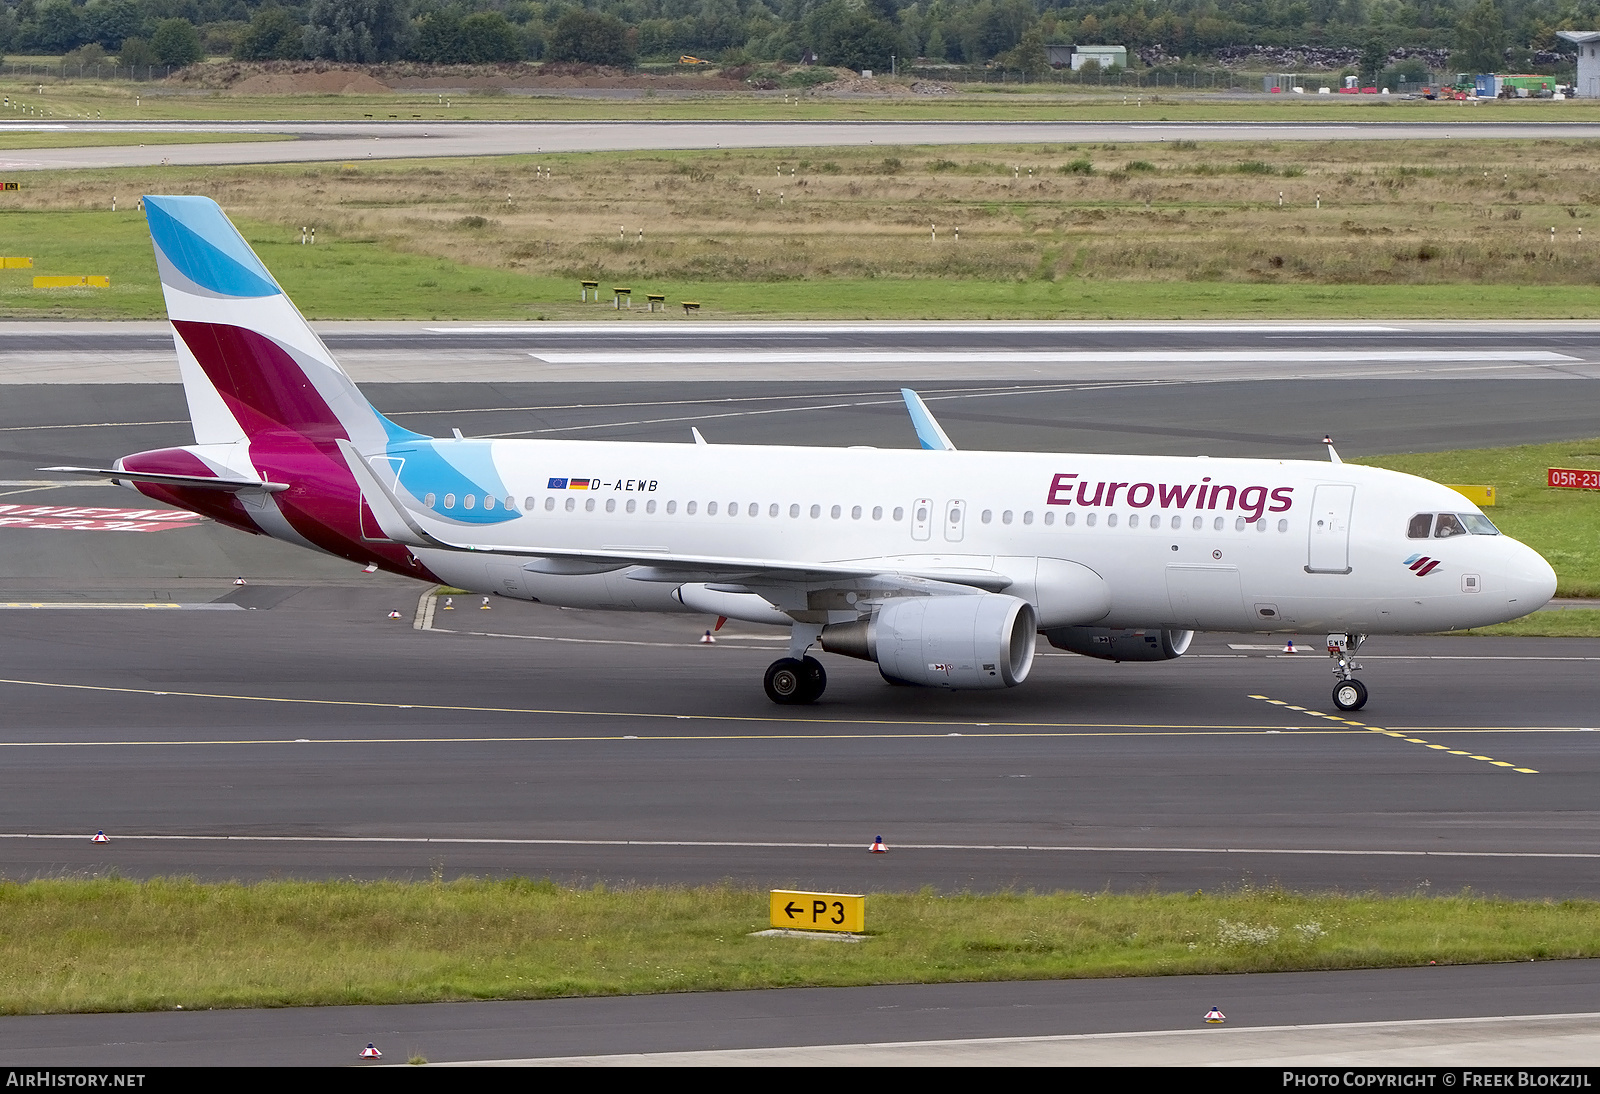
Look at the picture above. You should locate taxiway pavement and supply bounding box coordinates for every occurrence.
[4,119,1600,170]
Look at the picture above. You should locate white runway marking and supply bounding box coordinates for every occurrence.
[477,1012,1600,1067]
[435,323,1407,335]
[526,349,1577,366]
[7,831,1600,859]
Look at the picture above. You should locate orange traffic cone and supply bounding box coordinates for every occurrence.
[91,830,109,843]
[869,835,887,853]
[359,1043,382,1059]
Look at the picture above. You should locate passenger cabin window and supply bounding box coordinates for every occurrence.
[424,493,436,508]
[444,493,456,509]
[892,507,904,521]
[1433,513,1467,538]
[463,495,475,510]
[1408,513,1433,539]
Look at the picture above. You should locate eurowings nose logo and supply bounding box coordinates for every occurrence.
[1404,554,1443,576]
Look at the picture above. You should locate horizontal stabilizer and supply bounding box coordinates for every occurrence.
[40,466,288,492]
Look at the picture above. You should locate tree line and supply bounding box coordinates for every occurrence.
[1,0,1594,73]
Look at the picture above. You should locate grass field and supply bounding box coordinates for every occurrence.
[8,138,1600,320]
[2,878,1598,1013]
[1357,439,1600,598]
[3,74,1599,123]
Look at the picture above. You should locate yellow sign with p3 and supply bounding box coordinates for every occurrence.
[770,890,865,933]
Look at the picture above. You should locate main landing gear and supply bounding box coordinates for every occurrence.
[764,656,827,704]
[764,622,828,705]
[1327,632,1369,711]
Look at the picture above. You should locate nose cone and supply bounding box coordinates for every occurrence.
[1506,539,1557,614]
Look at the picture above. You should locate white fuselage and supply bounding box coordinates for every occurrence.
[400,439,1556,634]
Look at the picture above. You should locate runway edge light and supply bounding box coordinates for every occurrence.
[360,1043,383,1059]
[91,830,109,843]
[869,835,887,853]
[1205,1007,1226,1024]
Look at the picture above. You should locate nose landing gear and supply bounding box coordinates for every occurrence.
[1327,632,1368,711]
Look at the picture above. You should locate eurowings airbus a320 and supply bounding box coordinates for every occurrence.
[50,197,1558,711]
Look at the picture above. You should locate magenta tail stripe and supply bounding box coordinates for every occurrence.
[173,320,347,439]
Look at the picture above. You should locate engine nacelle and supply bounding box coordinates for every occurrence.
[1044,626,1193,662]
[822,593,1037,689]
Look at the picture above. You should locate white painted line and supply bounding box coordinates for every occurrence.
[0,602,241,610]
[527,350,1577,366]
[432,323,1406,335]
[455,1011,1600,1067]
[11,832,1600,859]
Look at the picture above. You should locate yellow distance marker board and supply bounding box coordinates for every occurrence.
[770,890,865,934]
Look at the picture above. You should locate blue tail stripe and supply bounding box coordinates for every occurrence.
[145,196,280,299]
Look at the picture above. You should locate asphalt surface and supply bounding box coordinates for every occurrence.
[4,319,1600,386]
[3,323,1599,1063]
[5,961,1600,1066]
[5,119,1600,170]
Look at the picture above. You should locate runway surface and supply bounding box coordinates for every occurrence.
[3,321,1599,1063]
[6,961,1600,1065]
[4,118,1600,170]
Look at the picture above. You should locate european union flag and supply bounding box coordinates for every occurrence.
[547,477,568,489]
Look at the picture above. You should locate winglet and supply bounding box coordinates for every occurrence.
[691,427,709,445]
[901,389,956,451]
[1322,434,1343,464]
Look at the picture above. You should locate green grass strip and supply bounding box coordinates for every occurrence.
[1,878,1598,1013]
[8,208,1600,322]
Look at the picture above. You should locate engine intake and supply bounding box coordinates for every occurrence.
[822,593,1037,689]
[1044,626,1193,662]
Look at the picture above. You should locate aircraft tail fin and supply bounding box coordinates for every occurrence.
[143,195,420,451]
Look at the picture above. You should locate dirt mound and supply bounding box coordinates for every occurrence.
[811,75,926,96]
[172,59,767,95]
[232,69,390,94]
[172,61,392,93]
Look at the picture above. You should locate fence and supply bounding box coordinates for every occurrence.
[3,63,176,82]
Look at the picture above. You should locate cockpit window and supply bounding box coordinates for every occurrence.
[1407,513,1433,539]
[1460,513,1500,536]
[1433,513,1468,538]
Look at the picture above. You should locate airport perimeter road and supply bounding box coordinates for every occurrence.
[5,119,1600,170]
[5,961,1600,1065]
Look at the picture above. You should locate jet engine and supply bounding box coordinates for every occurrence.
[822,593,1037,689]
[1043,626,1193,662]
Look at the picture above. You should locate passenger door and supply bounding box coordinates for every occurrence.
[1306,484,1355,574]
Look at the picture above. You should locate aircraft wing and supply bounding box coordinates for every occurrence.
[337,441,1010,593]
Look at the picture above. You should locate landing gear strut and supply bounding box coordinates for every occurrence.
[764,656,827,705]
[1327,632,1368,711]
